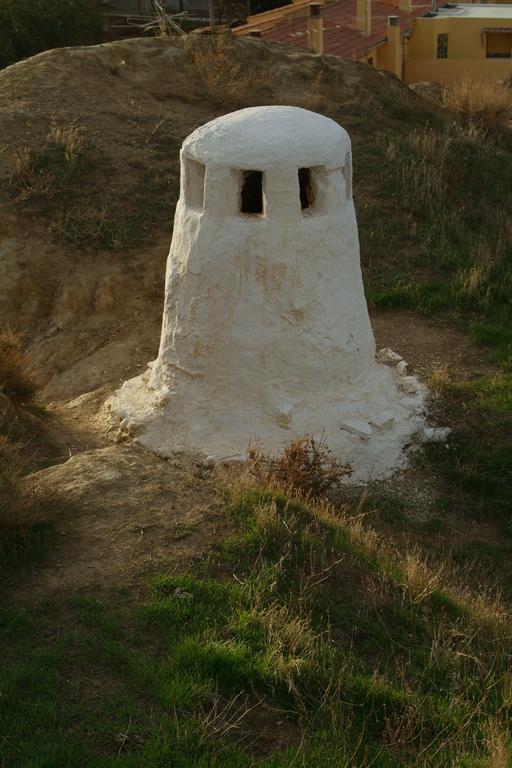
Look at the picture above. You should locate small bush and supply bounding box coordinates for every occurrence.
[0,0,103,70]
[247,436,351,499]
[0,330,37,407]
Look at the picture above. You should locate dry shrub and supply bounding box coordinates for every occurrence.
[247,436,351,499]
[0,329,37,407]
[443,76,512,127]
[187,33,272,108]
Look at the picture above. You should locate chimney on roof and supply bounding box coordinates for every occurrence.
[307,3,324,54]
[356,0,372,37]
[387,15,402,78]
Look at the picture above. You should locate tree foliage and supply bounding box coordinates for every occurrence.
[0,0,103,70]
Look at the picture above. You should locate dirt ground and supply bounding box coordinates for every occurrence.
[17,445,228,599]
[8,305,494,600]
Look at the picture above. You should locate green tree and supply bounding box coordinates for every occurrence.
[0,0,104,70]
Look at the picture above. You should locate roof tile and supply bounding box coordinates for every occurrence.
[239,0,431,59]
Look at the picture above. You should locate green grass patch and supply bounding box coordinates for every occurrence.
[2,486,512,766]
[355,121,512,365]
[425,373,512,527]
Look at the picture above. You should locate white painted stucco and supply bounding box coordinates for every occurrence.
[109,106,430,481]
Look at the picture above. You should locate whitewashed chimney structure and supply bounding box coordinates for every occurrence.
[110,106,429,481]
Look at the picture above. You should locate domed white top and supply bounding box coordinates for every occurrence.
[182,106,349,170]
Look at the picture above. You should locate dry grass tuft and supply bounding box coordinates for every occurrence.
[400,546,445,606]
[9,120,85,202]
[187,33,273,108]
[247,436,351,499]
[484,718,512,768]
[9,147,55,200]
[443,77,512,127]
[47,120,85,165]
[0,329,37,407]
[397,127,448,211]
[428,362,451,394]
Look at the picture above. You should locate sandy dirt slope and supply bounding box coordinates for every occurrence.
[16,445,227,598]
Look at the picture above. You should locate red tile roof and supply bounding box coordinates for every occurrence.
[238,0,432,59]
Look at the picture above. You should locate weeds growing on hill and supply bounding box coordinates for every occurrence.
[360,119,512,364]
[7,119,179,250]
[9,120,86,203]
[443,76,512,127]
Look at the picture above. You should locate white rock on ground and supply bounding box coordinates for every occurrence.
[109,106,431,481]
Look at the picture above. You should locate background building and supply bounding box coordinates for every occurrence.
[235,0,512,83]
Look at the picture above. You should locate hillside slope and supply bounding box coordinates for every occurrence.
[2,33,510,401]
[1,34,511,768]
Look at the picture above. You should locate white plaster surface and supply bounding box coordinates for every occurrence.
[109,106,429,481]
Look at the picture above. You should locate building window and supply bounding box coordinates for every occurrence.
[436,33,448,59]
[184,158,205,210]
[486,32,511,59]
[298,167,315,211]
[240,170,263,215]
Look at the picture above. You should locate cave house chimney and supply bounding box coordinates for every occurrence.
[307,3,324,54]
[356,0,372,36]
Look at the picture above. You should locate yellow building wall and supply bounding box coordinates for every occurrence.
[374,39,395,72]
[404,16,512,84]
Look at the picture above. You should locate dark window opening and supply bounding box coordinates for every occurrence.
[486,32,511,58]
[240,170,263,214]
[437,33,448,59]
[299,167,315,210]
